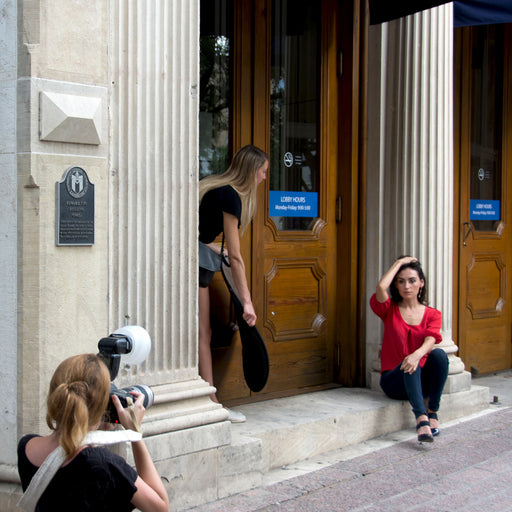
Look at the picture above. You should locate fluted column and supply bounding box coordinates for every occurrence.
[109,0,228,431]
[367,4,468,389]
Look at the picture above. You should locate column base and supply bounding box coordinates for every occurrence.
[443,370,472,393]
[141,378,229,436]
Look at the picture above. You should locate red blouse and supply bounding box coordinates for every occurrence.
[370,293,443,373]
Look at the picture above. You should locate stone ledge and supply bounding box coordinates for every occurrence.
[369,370,472,394]
[232,385,489,474]
[218,435,263,499]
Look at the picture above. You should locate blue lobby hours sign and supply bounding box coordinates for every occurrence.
[470,200,500,221]
[269,191,318,217]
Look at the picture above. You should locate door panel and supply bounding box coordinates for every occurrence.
[201,0,344,401]
[456,25,512,375]
[252,0,338,393]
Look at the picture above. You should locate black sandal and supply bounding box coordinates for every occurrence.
[428,412,440,437]
[416,420,434,443]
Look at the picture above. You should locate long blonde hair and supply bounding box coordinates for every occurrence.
[199,145,269,233]
[46,354,110,459]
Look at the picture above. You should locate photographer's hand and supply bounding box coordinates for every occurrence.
[112,393,170,511]
[112,392,170,510]
[112,392,145,433]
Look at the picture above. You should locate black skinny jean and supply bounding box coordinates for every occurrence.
[380,348,449,419]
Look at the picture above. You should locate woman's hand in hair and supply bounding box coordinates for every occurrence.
[397,256,417,266]
[376,256,418,302]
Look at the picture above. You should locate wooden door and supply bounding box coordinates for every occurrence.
[250,0,339,394]
[455,25,512,375]
[200,0,358,402]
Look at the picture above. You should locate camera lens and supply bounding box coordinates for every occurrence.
[122,384,154,409]
[105,384,154,424]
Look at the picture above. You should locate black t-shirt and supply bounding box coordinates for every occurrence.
[18,434,138,512]
[199,185,242,243]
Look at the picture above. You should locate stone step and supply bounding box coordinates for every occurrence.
[163,381,490,511]
[230,384,490,473]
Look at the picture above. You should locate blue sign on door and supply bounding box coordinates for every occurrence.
[470,200,500,221]
[269,191,318,217]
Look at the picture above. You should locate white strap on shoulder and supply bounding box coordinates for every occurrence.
[17,430,142,512]
[82,429,142,446]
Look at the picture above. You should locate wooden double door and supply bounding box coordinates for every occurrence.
[200,0,363,402]
[455,24,512,375]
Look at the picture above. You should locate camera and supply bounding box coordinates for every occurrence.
[97,326,154,424]
[105,383,154,424]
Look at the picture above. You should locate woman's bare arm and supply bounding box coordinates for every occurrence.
[223,212,256,326]
[113,393,170,512]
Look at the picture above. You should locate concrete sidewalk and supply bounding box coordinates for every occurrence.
[185,371,512,512]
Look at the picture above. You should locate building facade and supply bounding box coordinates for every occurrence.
[1,0,510,509]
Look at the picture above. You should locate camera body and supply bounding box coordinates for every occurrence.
[97,327,153,424]
[104,383,154,424]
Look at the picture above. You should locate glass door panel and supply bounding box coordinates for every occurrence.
[269,0,321,231]
[469,25,503,232]
[199,0,233,178]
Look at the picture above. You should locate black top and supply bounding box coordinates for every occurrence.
[18,434,138,512]
[199,185,242,243]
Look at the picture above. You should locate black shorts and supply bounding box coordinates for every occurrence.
[199,267,215,288]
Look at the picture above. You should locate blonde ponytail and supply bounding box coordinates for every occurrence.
[46,354,110,459]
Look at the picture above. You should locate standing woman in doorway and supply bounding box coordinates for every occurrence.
[370,256,449,443]
[198,145,269,423]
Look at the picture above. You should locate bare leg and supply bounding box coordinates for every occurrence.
[198,286,218,403]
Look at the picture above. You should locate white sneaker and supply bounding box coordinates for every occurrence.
[225,408,246,423]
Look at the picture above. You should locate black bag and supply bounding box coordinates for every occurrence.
[221,257,269,392]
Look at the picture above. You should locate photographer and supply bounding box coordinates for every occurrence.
[17,354,169,512]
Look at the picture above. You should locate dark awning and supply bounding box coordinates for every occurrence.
[454,0,512,27]
[370,1,512,26]
[369,0,453,25]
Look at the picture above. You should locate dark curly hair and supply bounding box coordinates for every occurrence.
[389,256,428,305]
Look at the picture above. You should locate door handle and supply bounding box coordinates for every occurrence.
[462,222,473,246]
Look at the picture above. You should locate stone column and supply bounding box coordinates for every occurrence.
[367,3,470,392]
[109,0,228,431]
[107,2,246,507]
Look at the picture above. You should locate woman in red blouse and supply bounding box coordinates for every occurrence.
[370,256,448,443]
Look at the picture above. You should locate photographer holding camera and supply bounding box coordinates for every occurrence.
[17,354,169,512]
